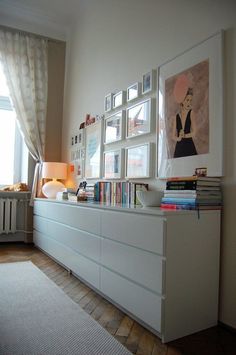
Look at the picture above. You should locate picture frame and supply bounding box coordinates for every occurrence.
[104,110,124,144]
[142,69,156,94]
[127,82,141,102]
[113,91,126,109]
[74,149,85,179]
[104,93,113,113]
[74,128,85,148]
[103,149,123,179]
[157,30,224,178]
[126,98,153,139]
[85,120,103,179]
[125,143,151,179]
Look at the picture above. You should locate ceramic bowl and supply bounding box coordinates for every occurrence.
[136,190,163,207]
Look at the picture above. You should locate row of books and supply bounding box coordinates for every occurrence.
[94,181,148,205]
[161,176,222,210]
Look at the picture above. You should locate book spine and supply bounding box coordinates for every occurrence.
[166,181,197,190]
[162,197,196,204]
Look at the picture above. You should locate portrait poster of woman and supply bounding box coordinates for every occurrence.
[165,60,209,159]
[158,31,224,178]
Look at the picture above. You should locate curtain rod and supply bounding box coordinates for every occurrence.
[0,24,65,44]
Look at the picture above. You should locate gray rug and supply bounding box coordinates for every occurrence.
[0,261,131,355]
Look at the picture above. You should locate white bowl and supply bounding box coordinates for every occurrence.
[136,190,163,207]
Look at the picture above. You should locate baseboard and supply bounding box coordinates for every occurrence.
[218,321,236,333]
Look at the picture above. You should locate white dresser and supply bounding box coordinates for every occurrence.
[33,198,221,342]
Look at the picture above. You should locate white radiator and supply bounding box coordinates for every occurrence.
[0,198,17,234]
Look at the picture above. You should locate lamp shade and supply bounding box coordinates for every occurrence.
[42,162,67,180]
[42,162,67,199]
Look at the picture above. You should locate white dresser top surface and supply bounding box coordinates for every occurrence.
[34,198,221,217]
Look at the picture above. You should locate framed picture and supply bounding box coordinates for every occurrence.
[85,120,103,179]
[74,128,85,148]
[74,149,85,179]
[127,82,141,102]
[142,69,156,94]
[104,93,113,112]
[104,110,124,144]
[157,30,224,178]
[126,98,152,138]
[125,143,151,179]
[103,149,123,179]
[113,91,125,109]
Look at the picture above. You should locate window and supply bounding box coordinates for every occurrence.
[0,64,28,187]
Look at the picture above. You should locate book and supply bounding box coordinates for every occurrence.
[162,197,222,205]
[167,176,221,182]
[161,203,222,210]
[166,180,221,189]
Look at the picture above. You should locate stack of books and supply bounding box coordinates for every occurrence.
[94,181,148,206]
[161,176,222,210]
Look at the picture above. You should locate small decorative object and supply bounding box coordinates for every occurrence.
[104,93,113,112]
[158,30,223,178]
[136,190,163,207]
[42,162,67,199]
[104,149,123,179]
[85,120,103,179]
[104,111,124,144]
[125,143,151,178]
[126,98,152,138]
[127,82,141,102]
[113,91,125,109]
[79,122,85,129]
[85,114,95,126]
[142,69,156,94]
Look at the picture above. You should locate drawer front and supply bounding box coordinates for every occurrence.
[34,200,100,235]
[34,231,100,289]
[101,210,164,254]
[101,267,162,333]
[34,215,100,263]
[101,238,163,294]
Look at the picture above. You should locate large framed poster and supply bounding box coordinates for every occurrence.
[85,120,103,179]
[157,30,224,178]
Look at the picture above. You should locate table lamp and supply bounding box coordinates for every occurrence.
[42,162,67,198]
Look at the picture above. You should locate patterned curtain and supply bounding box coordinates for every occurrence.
[0,28,48,205]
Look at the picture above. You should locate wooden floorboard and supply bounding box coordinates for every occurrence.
[0,242,236,355]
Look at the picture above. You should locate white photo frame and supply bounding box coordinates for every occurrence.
[125,143,151,179]
[74,149,85,179]
[126,98,153,139]
[127,82,141,102]
[113,91,126,109]
[103,149,123,179]
[104,110,124,144]
[142,69,156,94]
[158,30,224,178]
[104,93,113,112]
[85,120,103,179]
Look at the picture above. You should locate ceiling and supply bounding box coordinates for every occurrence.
[0,0,81,40]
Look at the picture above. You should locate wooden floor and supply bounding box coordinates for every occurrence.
[0,243,235,355]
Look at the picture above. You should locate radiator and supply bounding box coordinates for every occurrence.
[0,198,17,234]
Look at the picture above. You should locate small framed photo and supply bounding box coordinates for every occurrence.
[125,143,151,179]
[104,110,125,144]
[142,69,156,94]
[113,91,126,109]
[104,149,123,179]
[126,98,153,138]
[74,149,85,179]
[78,128,85,147]
[104,93,114,112]
[71,135,74,147]
[127,82,141,102]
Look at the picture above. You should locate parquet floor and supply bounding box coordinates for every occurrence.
[0,243,236,355]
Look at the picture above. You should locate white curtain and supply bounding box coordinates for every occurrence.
[0,28,48,205]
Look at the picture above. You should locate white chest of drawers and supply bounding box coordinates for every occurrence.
[33,199,221,342]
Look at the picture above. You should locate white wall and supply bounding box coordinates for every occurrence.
[63,0,236,328]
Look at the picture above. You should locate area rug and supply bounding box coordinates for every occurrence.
[0,261,131,355]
